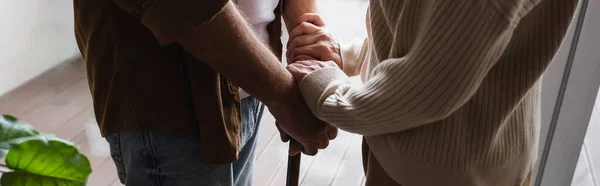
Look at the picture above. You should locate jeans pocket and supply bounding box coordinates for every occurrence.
[105,132,127,184]
[240,97,264,146]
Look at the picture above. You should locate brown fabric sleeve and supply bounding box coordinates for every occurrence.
[113,0,230,45]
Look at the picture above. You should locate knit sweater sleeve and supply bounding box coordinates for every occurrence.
[339,38,369,77]
[298,0,533,136]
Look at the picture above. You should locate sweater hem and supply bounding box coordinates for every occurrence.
[367,135,534,186]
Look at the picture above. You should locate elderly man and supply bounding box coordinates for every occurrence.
[73,0,336,185]
[286,0,579,185]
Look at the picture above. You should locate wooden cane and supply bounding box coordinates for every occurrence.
[286,139,301,186]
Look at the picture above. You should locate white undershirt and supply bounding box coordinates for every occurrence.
[235,0,280,99]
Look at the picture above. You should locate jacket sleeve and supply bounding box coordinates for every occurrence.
[113,0,230,45]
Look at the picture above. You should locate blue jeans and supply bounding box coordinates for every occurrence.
[105,97,264,186]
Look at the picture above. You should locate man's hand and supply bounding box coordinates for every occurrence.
[276,121,338,156]
[268,85,334,156]
[176,3,332,156]
[284,59,339,155]
[287,13,342,68]
[287,60,339,83]
[284,59,341,151]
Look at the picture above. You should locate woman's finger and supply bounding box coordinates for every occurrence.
[285,64,306,82]
[287,32,332,58]
[289,22,321,40]
[294,60,316,66]
[289,44,329,62]
[295,13,326,27]
[287,34,320,57]
[293,55,317,63]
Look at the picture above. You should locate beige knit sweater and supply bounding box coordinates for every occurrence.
[298,0,579,185]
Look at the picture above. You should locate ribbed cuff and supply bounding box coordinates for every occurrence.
[298,67,349,117]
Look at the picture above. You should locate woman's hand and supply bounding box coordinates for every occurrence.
[280,13,341,156]
[286,60,339,83]
[287,13,342,69]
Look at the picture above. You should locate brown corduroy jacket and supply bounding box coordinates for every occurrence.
[73,0,283,164]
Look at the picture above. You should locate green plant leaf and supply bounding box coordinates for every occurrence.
[0,172,85,186]
[1,137,92,186]
[0,115,40,158]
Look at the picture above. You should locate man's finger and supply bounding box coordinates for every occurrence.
[280,132,291,142]
[295,13,326,27]
[316,138,329,149]
[289,22,321,40]
[289,141,304,156]
[275,122,291,142]
[301,141,319,156]
[326,124,338,140]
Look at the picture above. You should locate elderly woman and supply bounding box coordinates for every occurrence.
[285,0,579,185]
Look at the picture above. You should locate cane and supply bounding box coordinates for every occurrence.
[286,139,301,186]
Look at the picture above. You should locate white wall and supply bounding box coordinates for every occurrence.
[0,0,80,96]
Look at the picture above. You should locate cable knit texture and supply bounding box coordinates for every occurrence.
[298,0,579,185]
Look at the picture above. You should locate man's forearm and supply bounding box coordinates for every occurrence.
[179,2,294,106]
[283,0,318,32]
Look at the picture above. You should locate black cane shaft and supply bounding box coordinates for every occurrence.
[286,139,301,186]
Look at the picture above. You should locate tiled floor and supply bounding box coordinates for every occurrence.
[0,1,370,186]
[572,89,600,186]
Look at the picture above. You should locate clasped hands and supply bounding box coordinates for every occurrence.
[273,13,343,156]
[286,13,342,82]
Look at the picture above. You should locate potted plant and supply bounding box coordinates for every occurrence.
[0,115,92,186]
